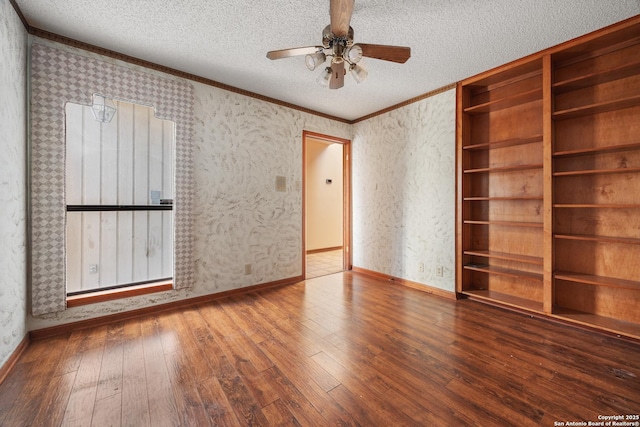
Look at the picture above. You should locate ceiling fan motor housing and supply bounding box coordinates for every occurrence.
[322,25,354,49]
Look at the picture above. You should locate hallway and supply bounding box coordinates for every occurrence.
[305,249,343,279]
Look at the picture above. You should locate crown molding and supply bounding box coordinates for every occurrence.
[351,83,457,123]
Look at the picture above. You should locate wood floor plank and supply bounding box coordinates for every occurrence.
[61,328,106,427]
[140,315,179,427]
[198,303,278,407]
[205,301,274,373]
[177,303,272,424]
[195,376,243,427]
[163,350,212,427]
[312,351,415,427]
[54,327,102,377]
[327,384,400,427]
[261,398,300,427]
[262,366,342,426]
[221,294,275,345]
[259,341,357,426]
[95,322,124,401]
[121,318,151,427]
[259,337,340,393]
[3,345,75,427]
[162,346,212,425]
[91,393,122,427]
[30,371,77,427]
[3,272,640,426]
[213,361,271,426]
[0,362,29,425]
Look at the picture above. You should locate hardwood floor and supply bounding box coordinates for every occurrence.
[1,272,639,426]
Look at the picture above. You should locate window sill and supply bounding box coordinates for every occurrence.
[66,281,173,308]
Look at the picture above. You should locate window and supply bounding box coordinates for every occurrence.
[65,98,175,295]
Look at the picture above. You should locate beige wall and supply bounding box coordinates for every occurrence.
[352,88,457,292]
[306,138,343,251]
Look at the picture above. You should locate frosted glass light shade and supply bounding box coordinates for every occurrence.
[350,63,368,83]
[305,51,326,71]
[316,67,332,86]
[91,94,117,123]
[345,44,363,63]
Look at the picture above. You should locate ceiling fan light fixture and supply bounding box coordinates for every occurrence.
[350,63,368,83]
[316,67,333,86]
[305,51,326,71]
[345,44,363,63]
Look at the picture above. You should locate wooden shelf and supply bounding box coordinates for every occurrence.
[464,250,543,265]
[464,264,542,281]
[554,204,640,209]
[464,220,543,228]
[464,164,543,174]
[553,94,640,120]
[553,141,640,157]
[553,167,640,176]
[463,196,543,201]
[463,135,543,151]
[463,289,543,312]
[552,308,640,341]
[553,60,640,94]
[554,233,640,245]
[555,271,640,291]
[464,89,542,114]
[458,16,640,340]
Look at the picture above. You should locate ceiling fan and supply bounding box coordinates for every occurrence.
[266,0,411,89]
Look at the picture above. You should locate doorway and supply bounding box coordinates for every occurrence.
[302,131,351,279]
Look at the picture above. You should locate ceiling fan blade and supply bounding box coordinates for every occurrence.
[359,44,411,63]
[330,0,354,37]
[267,46,323,60]
[329,61,345,89]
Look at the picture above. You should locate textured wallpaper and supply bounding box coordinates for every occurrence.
[30,43,196,315]
[0,0,27,367]
[28,39,351,330]
[352,89,456,292]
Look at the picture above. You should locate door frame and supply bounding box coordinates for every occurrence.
[302,130,352,278]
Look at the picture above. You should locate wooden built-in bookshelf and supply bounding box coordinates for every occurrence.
[456,15,640,339]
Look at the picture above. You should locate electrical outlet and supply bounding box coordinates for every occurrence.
[89,264,98,274]
[244,264,252,275]
[436,266,444,277]
[418,262,424,273]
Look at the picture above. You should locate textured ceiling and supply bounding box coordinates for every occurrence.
[14,0,640,121]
